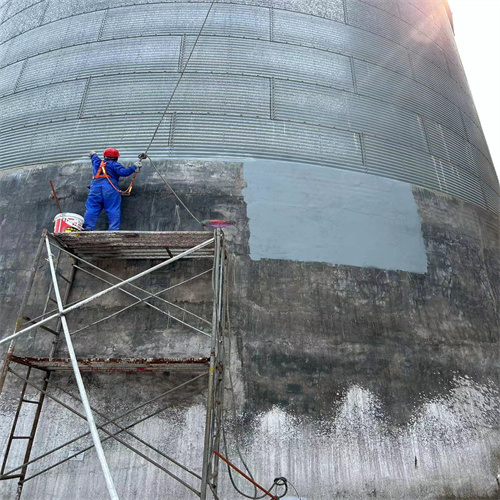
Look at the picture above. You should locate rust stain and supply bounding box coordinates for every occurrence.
[11,355,210,373]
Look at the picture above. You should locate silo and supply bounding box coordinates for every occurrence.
[0,0,498,498]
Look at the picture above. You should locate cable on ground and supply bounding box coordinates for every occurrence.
[220,349,298,499]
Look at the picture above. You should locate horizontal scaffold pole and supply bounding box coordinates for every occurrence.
[2,371,207,481]
[0,237,215,346]
[6,368,205,496]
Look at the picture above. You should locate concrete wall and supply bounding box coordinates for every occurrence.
[0,160,498,499]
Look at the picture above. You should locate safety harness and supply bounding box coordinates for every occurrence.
[94,160,139,196]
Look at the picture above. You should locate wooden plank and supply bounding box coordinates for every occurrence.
[11,355,210,373]
[51,231,215,260]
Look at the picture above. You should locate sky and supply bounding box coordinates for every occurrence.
[448,0,500,175]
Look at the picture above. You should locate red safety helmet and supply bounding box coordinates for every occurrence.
[103,148,120,158]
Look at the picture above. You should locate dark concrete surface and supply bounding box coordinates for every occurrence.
[0,160,498,499]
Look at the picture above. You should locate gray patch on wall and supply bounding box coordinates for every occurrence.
[242,160,428,273]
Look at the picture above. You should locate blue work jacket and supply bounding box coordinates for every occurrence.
[90,154,137,187]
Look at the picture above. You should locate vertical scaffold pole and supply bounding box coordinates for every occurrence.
[14,255,78,500]
[44,236,119,500]
[201,229,222,499]
[0,229,48,396]
[211,243,226,490]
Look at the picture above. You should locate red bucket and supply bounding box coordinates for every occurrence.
[53,213,84,233]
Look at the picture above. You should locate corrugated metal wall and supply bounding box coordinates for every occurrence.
[0,0,498,214]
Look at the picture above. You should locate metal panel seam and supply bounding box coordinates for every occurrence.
[0,7,474,115]
[0,1,343,49]
[97,8,109,42]
[2,33,479,131]
[355,0,452,56]
[77,77,92,120]
[0,72,482,159]
[0,0,44,28]
[11,57,27,93]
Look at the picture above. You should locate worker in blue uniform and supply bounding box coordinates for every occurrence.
[83,148,141,231]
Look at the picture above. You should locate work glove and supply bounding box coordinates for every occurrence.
[135,160,142,170]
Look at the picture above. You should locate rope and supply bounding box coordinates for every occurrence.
[286,479,303,499]
[226,372,259,497]
[222,428,273,499]
[147,157,207,229]
[144,0,218,155]
[221,288,301,499]
[104,169,139,196]
[224,285,261,498]
[221,358,287,499]
[222,419,303,499]
[138,0,220,228]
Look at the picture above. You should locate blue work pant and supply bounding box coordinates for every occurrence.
[83,183,122,231]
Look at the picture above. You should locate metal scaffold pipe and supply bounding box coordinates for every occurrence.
[201,229,223,499]
[0,230,48,395]
[0,236,215,346]
[44,236,119,500]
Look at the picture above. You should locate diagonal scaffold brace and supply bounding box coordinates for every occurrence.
[0,236,215,346]
[0,229,225,499]
[44,235,120,500]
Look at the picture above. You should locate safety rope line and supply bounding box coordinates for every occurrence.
[220,288,301,499]
[144,0,219,155]
[223,257,261,499]
[221,425,291,499]
[286,479,303,499]
[95,161,139,196]
[138,0,220,229]
[226,371,259,497]
[223,281,262,497]
[147,157,207,229]
[105,169,139,196]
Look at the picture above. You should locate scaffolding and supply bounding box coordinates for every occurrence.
[0,229,228,500]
